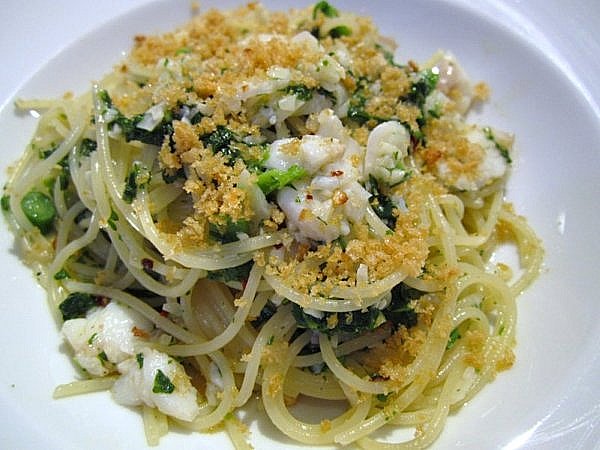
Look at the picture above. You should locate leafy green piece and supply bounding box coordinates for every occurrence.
[291,304,386,336]
[209,217,250,244]
[328,25,351,39]
[107,209,119,231]
[21,191,56,234]
[446,327,461,349]
[152,369,175,394]
[282,84,313,101]
[383,283,420,328]
[257,165,307,195]
[78,138,97,157]
[1,194,10,212]
[313,1,339,19]
[367,176,397,228]
[403,69,439,109]
[483,127,512,164]
[99,90,173,146]
[201,125,239,158]
[53,269,69,280]
[136,353,144,369]
[123,163,151,204]
[207,260,253,283]
[58,292,98,321]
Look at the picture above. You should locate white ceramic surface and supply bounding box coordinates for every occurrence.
[0,1,598,449]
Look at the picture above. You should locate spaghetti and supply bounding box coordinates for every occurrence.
[2,2,543,448]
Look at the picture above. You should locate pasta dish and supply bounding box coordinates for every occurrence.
[2,2,543,448]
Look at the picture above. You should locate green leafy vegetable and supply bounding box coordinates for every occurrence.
[209,217,250,243]
[282,84,314,101]
[78,138,97,157]
[207,260,253,283]
[257,165,307,195]
[446,327,461,349]
[1,194,10,212]
[313,1,339,19]
[20,191,56,234]
[328,25,352,39]
[58,292,98,321]
[383,283,420,328]
[107,209,119,231]
[403,69,439,109]
[367,176,398,228]
[123,163,151,204]
[152,369,175,394]
[54,269,69,280]
[201,125,240,162]
[136,353,144,369]
[98,90,173,146]
[292,304,386,336]
[483,127,512,164]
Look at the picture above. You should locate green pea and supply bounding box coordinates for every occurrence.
[20,191,56,234]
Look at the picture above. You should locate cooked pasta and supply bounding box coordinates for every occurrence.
[2,2,543,448]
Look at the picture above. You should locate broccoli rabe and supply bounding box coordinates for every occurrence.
[59,292,98,321]
[291,282,422,336]
[257,165,307,195]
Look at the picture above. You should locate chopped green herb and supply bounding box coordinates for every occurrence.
[98,351,108,363]
[267,335,275,345]
[292,304,385,336]
[107,209,119,231]
[368,176,397,228]
[152,369,175,394]
[403,69,439,109]
[38,146,58,160]
[257,165,307,195]
[202,125,238,156]
[313,1,339,19]
[20,191,56,234]
[54,269,69,280]
[446,327,461,349]
[99,91,174,146]
[58,292,98,321]
[483,127,512,163]
[282,84,313,101]
[123,163,151,204]
[383,283,420,328]
[376,393,391,402]
[87,333,97,345]
[1,194,10,212]
[136,352,144,369]
[328,25,351,39]
[78,138,97,157]
[207,260,253,283]
[175,47,191,55]
[208,216,250,244]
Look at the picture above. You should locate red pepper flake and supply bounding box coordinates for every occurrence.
[141,258,154,271]
[330,170,344,177]
[96,296,110,307]
[160,310,169,318]
[306,193,314,200]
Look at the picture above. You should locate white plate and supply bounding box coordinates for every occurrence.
[1,1,599,449]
